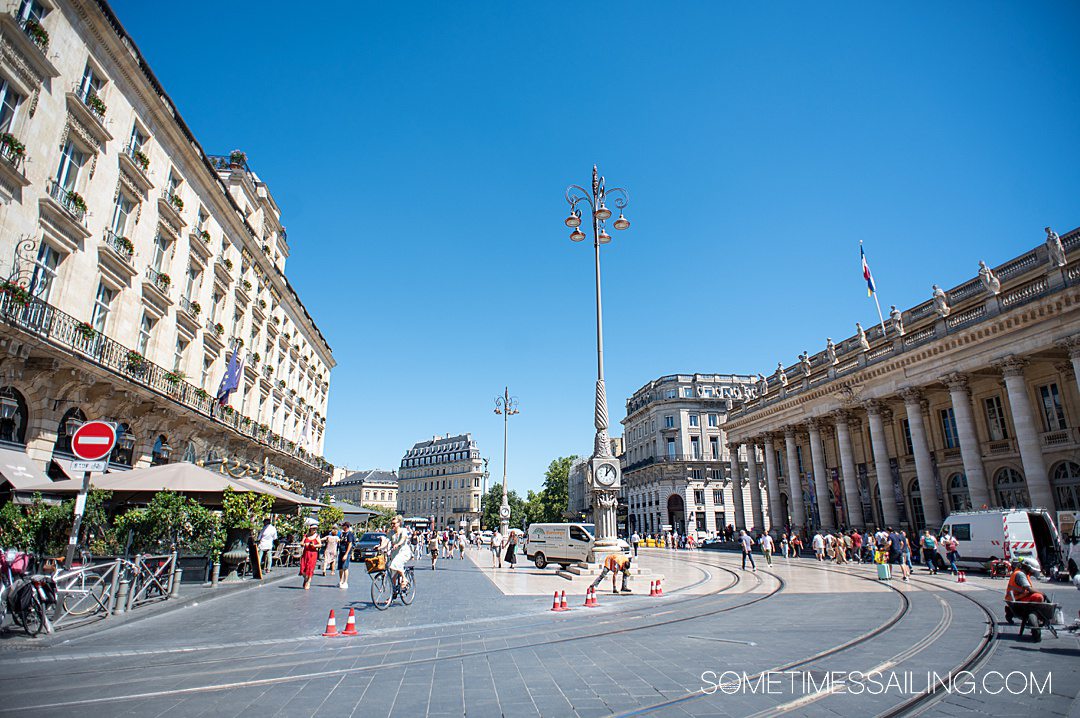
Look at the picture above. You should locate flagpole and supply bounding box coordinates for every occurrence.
[872,291,887,337]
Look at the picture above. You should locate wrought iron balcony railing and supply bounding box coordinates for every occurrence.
[102,228,133,262]
[0,292,331,474]
[145,266,171,295]
[46,179,86,224]
[14,13,49,53]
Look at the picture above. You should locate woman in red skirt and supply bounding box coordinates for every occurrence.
[299,525,322,590]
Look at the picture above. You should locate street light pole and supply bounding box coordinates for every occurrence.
[565,165,630,552]
[493,387,519,536]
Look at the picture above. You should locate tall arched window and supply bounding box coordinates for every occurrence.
[909,478,926,531]
[0,387,28,446]
[994,467,1029,508]
[1051,461,1080,510]
[52,407,86,457]
[948,473,971,512]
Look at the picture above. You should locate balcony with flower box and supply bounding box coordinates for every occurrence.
[234,277,252,306]
[0,133,30,198]
[188,228,212,265]
[158,188,187,228]
[39,179,91,249]
[213,257,234,287]
[98,228,136,281]
[142,266,173,306]
[65,85,112,145]
[118,143,153,193]
[252,296,267,323]
[0,12,59,79]
[204,318,225,352]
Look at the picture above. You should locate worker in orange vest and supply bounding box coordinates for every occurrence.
[1005,558,1045,603]
[590,552,633,595]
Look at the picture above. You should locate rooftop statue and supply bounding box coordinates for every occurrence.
[889,305,905,337]
[856,322,870,351]
[826,337,838,365]
[978,260,1001,295]
[776,362,788,387]
[932,284,951,318]
[1046,226,1067,268]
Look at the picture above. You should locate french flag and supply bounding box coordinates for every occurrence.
[861,243,876,297]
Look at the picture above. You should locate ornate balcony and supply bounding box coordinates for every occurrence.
[158,188,187,227]
[143,266,173,306]
[64,85,113,145]
[46,179,87,224]
[118,143,153,192]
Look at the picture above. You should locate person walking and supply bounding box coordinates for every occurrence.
[504,531,518,569]
[337,522,356,589]
[321,526,339,576]
[738,530,756,571]
[256,518,278,573]
[428,531,440,570]
[780,533,790,559]
[897,530,912,582]
[941,530,960,575]
[921,530,939,574]
[812,531,825,561]
[630,531,640,557]
[791,533,804,558]
[299,525,322,590]
[759,532,774,566]
[851,530,863,564]
[491,531,504,568]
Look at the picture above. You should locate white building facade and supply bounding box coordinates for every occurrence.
[0,0,334,492]
[324,470,398,510]
[724,225,1080,534]
[397,434,483,530]
[621,373,767,536]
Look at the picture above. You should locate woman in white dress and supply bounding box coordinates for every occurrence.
[387,515,412,591]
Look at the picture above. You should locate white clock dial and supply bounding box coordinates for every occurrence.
[596,463,618,485]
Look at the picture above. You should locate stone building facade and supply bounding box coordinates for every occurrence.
[323,469,398,510]
[0,0,333,492]
[621,373,766,536]
[723,225,1080,534]
[397,433,483,530]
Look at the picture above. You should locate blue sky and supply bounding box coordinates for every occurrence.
[111,1,1080,494]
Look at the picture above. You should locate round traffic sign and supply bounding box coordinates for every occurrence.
[71,421,117,461]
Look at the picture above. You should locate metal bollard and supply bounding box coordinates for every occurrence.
[113,577,131,615]
[170,568,183,598]
[210,562,220,587]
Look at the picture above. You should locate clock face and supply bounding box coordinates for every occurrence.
[596,463,618,486]
[499,505,511,519]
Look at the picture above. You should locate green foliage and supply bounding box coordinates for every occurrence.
[318,506,345,533]
[275,509,312,543]
[221,487,274,530]
[0,491,114,556]
[111,491,218,555]
[538,456,575,523]
[480,483,527,531]
[361,505,397,530]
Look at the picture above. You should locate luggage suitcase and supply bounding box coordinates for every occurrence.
[877,563,891,581]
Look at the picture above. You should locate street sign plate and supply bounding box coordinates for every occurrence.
[71,421,116,461]
[71,460,108,472]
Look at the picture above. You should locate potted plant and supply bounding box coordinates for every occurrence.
[198,229,211,243]
[214,322,224,336]
[169,193,184,212]
[74,321,96,341]
[229,150,246,166]
[194,387,210,400]
[218,487,273,581]
[190,301,202,315]
[164,370,185,384]
[132,148,149,171]
[241,279,252,292]
[125,350,147,373]
[258,298,266,310]
[222,257,233,272]
[253,352,261,363]
[277,380,286,390]
[66,190,87,213]
[157,272,171,289]
[118,236,134,255]
[22,18,49,50]
[0,133,26,159]
[85,93,107,117]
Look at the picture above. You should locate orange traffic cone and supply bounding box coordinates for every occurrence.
[656,578,664,596]
[585,586,598,607]
[321,609,339,637]
[551,591,562,612]
[341,608,359,635]
[560,590,569,611]
[649,580,656,597]
[957,571,966,583]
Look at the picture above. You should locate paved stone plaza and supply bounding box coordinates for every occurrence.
[1,547,1077,717]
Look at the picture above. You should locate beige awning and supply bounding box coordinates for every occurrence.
[0,448,51,490]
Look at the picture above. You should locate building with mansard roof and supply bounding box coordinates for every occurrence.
[397,433,483,530]
[0,0,334,494]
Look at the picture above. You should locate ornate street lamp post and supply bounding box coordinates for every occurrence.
[493,387,519,536]
[564,165,630,557]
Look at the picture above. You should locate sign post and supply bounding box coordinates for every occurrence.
[65,421,116,568]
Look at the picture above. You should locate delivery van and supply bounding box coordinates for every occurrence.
[938,508,1064,576]
[526,523,596,569]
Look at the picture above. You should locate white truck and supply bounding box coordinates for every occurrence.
[525,523,630,570]
[938,508,1064,576]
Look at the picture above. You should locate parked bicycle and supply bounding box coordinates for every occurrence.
[1,549,56,636]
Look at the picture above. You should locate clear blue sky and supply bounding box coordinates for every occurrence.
[111,1,1080,494]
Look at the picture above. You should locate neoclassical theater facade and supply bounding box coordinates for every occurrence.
[723,225,1080,533]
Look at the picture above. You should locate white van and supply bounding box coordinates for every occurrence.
[938,508,1064,576]
[526,523,596,569]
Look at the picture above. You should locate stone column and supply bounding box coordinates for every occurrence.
[728,444,746,530]
[764,434,785,531]
[807,420,835,529]
[943,373,992,509]
[783,427,807,528]
[745,442,764,531]
[899,387,944,528]
[832,411,864,530]
[997,357,1053,509]
[864,401,900,527]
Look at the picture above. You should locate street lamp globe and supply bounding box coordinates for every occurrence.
[598,227,612,244]
[595,203,612,221]
[570,228,586,242]
[565,211,582,228]
[613,213,630,231]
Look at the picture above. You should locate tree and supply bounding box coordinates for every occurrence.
[362,505,397,530]
[317,506,345,533]
[538,456,576,522]
[481,483,526,530]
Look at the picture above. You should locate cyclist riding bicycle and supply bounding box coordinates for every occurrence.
[385,515,412,591]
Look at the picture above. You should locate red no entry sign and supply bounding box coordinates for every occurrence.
[71,421,117,461]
